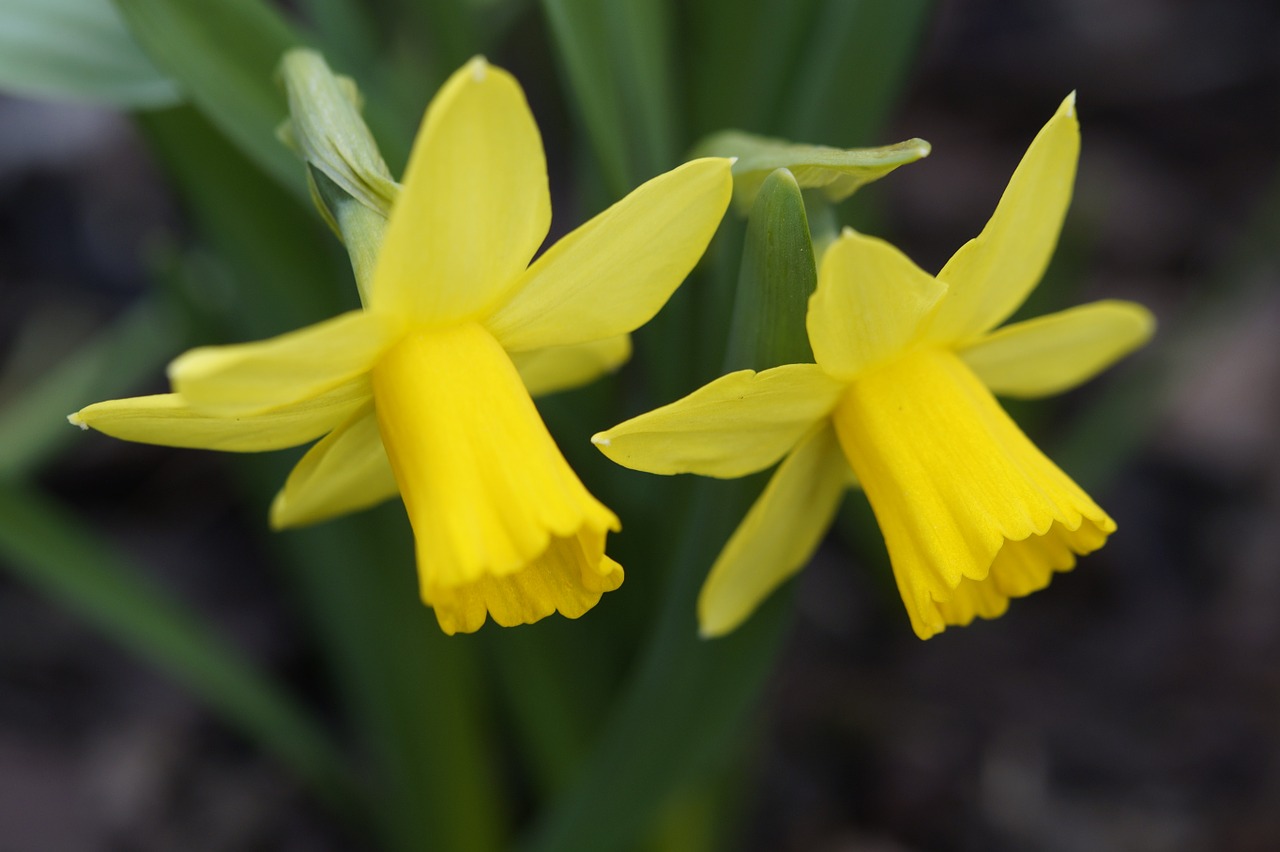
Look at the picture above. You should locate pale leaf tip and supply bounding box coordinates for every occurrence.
[1063,90,1078,118]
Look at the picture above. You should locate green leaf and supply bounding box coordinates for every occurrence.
[681,0,822,139]
[265,501,507,852]
[781,0,934,146]
[0,0,180,107]
[113,0,307,195]
[138,105,349,332]
[722,168,817,372]
[0,482,358,814]
[540,0,678,196]
[696,130,930,212]
[0,300,181,477]
[521,479,790,852]
[522,167,822,852]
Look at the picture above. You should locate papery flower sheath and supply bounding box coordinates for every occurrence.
[594,94,1154,639]
[71,58,733,634]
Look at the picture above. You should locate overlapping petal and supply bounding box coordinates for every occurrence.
[926,93,1081,344]
[168,310,397,416]
[961,300,1155,398]
[68,379,371,452]
[592,363,844,479]
[511,334,632,398]
[269,401,399,529]
[371,57,551,324]
[484,158,732,352]
[698,423,850,637]
[807,230,947,380]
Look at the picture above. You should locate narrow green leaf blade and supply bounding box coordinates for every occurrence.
[523,167,823,852]
[0,0,180,107]
[0,482,357,813]
[782,0,935,146]
[540,0,678,196]
[113,0,306,194]
[267,502,507,852]
[0,301,180,477]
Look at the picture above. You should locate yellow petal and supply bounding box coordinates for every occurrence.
[483,158,732,351]
[832,346,1114,640]
[927,93,1081,344]
[371,57,550,324]
[511,334,632,398]
[698,423,850,638]
[806,229,947,380]
[68,378,370,452]
[592,363,845,479]
[961,300,1156,398]
[169,310,397,416]
[269,401,399,529]
[372,322,620,630]
[427,527,623,635]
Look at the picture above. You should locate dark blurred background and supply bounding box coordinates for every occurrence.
[1,1,1278,850]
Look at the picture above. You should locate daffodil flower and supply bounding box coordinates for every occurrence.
[593,94,1154,639]
[71,58,733,634]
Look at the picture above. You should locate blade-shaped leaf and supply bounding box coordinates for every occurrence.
[0,0,180,107]
[0,482,357,813]
[696,130,930,212]
[0,300,180,477]
[114,0,307,194]
[540,0,678,196]
[522,164,825,852]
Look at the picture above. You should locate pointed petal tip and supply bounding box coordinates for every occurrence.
[67,412,88,430]
[590,432,611,448]
[468,55,490,81]
[696,603,734,639]
[1129,301,1158,338]
[267,492,288,531]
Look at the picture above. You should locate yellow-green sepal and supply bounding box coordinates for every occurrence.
[277,48,399,217]
[694,130,930,213]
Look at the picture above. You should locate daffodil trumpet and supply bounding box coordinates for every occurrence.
[71,56,733,634]
[594,93,1154,639]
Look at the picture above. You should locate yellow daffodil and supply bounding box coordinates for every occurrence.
[70,58,733,634]
[594,94,1154,639]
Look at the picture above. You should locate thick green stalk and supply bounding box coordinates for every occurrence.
[523,168,818,852]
